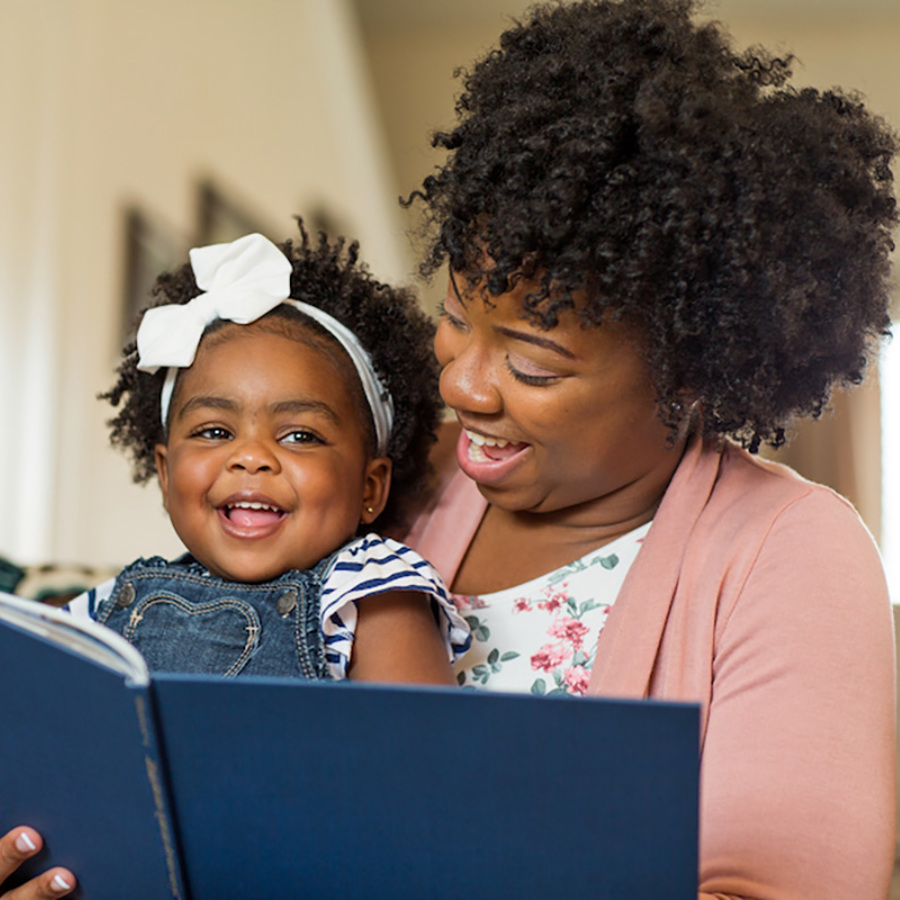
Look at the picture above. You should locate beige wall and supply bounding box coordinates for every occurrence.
[0,0,409,569]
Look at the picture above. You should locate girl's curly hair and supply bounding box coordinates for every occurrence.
[101,219,441,534]
[406,0,898,450]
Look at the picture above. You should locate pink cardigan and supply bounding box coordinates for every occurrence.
[405,436,896,899]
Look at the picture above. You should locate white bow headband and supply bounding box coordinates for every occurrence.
[136,233,394,455]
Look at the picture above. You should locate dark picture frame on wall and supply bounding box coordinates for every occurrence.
[120,207,188,345]
[195,178,353,247]
[195,179,275,246]
[120,178,354,351]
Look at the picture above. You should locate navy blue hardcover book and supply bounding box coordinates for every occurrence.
[0,592,185,898]
[1,592,699,899]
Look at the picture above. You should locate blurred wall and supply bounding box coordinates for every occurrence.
[0,0,410,568]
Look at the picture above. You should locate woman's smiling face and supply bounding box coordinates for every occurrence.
[434,273,684,522]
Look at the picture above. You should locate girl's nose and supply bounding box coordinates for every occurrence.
[227,435,281,474]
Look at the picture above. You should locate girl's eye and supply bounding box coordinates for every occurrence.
[281,430,322,445]
[194,426,232,441]
[505,357,561,386]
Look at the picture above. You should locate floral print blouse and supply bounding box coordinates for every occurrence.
[452,522,651,695]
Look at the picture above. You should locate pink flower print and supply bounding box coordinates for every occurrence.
[564,665,591,696]
[452,593,486,611]
[530,641,569,673]
[538,584,568,614]
[512,598,531,614]
[548,616,589,650]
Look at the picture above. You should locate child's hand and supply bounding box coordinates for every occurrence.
[0,828,75,899]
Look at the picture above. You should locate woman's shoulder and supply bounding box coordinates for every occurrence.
[680,439,884,593]
[714,440,866,527]
[659,437,882,580]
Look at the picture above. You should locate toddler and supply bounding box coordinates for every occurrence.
[67,225,468,683]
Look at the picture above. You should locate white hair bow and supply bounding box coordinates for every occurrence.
[135,232,394,455]
[137,232,292,373]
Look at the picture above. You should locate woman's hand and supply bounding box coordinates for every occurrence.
[0,828,75,898]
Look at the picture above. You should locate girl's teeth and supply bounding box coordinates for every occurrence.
[230,502,278,511]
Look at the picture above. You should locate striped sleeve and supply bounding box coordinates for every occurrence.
[320,533,471,680]
[64,577,116,622]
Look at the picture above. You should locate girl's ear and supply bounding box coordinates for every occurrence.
[360,457,392,526]
[154,443,170,512]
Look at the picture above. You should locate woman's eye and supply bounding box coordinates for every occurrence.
[437,300,467,331]
[505,357,561,386]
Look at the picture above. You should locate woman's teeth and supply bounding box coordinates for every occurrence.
[465,430,526,462]
[466,430,511,448]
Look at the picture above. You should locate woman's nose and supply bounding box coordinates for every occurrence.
[227,435,281,474]
[437,335,502,416]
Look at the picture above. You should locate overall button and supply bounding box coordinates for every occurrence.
[276,589,298,617]
[116,583,136,608]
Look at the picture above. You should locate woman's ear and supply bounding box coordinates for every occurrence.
[154,444,170,512]
[360,457,392,525]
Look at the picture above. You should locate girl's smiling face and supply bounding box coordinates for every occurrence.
[434,273,685,525]
[155,323,390,583]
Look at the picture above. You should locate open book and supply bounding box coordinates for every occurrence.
[0,590,700,899]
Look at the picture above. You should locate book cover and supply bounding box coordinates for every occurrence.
[0,592,699,899]
[0,593,186,898]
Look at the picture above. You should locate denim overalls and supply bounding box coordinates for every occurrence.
[96,555,331,679]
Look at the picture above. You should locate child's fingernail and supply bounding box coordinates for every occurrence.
[51,873,73,892]
[15,830,37,853]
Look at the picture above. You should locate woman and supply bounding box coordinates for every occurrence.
[398,0,897,897]
[3,0,897,897]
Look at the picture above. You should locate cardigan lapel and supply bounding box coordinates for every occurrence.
[587,436,722,698]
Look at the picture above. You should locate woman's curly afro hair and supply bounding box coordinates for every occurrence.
[407,0,899,450]
[101,219,441,534]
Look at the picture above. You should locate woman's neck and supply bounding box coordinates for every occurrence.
[450,442,683,595]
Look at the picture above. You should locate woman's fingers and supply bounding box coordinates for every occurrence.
[0,829,75,899]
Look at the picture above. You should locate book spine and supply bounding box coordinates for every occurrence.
[133,690,189,900]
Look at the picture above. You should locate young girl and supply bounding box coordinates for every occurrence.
[67,224,469,684]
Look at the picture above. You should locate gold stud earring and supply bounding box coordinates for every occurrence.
[364,505,375,515]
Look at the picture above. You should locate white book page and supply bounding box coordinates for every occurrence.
[0,591,149,686]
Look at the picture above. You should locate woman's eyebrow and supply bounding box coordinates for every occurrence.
[494,325,576,359]
[448,269,466,304]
